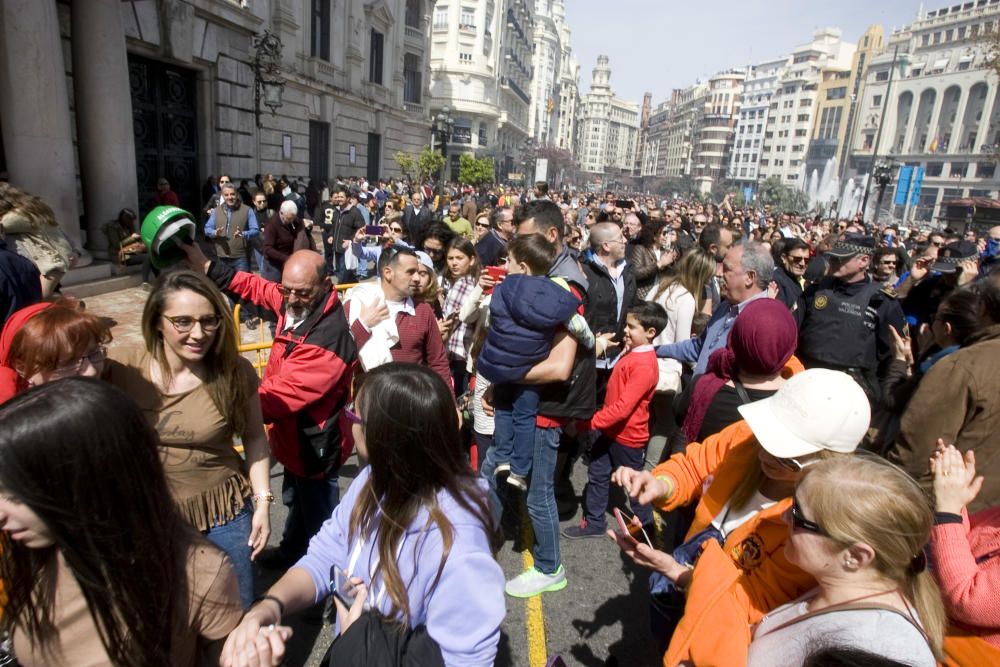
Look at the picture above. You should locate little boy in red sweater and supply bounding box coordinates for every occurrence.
[562,301,667,539]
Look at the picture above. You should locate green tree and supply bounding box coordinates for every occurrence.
[458,154,495,185]
[416,148,445,183]
[393,151,417,185]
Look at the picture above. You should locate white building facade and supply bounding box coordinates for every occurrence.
[692,70,745,194]
[731,57,788,191]
[758,28,856,186]
[847,1,1000,223]
[429,0,534,181]
[577,56,640,178]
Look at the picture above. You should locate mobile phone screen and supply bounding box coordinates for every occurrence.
[614,507,652,548]
[365,225,385,236]
[332,567,357,607]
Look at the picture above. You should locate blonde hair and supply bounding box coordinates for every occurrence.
[801,456,945,659]
[650,250,716,311]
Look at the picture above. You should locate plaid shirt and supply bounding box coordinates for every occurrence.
[442,275,477,359]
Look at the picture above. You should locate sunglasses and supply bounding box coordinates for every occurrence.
[791,497,826,536]
[389,226,404,233]
[344,404,364,425]
[277,285,314,299]
[785,255,809,265]
[476,222,490,228]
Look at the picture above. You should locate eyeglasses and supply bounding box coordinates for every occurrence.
[277,285,314,299]
[49,345,108,379]
[476,222,490,228]
[162,315,222,334]
[389,226,404,233]
[423,245,444,255]
[344,404,364,425]
[785,255,809,265]
[791,497,827,536]
[879,260,897,266]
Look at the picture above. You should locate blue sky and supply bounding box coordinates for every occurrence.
[565,0,928,104]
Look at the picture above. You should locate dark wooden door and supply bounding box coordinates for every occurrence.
[309,121,330,185]
[129,55,199,217]
[367,132,381,183]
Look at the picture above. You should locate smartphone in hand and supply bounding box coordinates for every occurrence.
[614,507,652,549]
[365,225,385,237]
[331,567,358,608]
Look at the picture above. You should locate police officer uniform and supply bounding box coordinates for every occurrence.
[796,234,906,401]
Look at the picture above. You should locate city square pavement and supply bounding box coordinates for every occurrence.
[85,285,662,667]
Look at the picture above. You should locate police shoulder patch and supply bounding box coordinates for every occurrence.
[814,295,828,310]
[880,287,897,299]
[731,533,765,573]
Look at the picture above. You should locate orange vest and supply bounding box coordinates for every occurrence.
[653,419,815,667]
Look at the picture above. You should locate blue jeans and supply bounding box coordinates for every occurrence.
[584,437,652,531]
[205,501,254,608]
[492,384,541,477]
[480,425,561,574]
[279,469,340,562]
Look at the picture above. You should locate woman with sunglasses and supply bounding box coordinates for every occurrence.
[220,363,505,667]
[0,298,110,404]
[610,369,870,667]
[104,270,271,608]
[747,455,943,666]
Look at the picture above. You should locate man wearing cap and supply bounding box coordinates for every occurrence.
[901,240,980,328]
[796,233,906,401]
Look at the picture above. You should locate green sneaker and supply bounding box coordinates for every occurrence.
[505,565,567,598]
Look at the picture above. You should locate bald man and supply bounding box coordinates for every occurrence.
[181,242,357,567]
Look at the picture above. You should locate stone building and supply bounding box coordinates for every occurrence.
[731,56,788,193]
[691,70,745,194]
[577,55,640,180]
[0,0,435,262]
[428,0,534,182]
[847,1,1000,222]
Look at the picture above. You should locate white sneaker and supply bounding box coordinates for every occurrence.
[504,565,567,598]
[506,473,527,491]
[494,463,511,476]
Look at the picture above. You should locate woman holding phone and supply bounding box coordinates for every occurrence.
[440,237,481,395]
[220,363,505,667]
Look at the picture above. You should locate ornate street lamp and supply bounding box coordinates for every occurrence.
[252,30,285,128]
[431,107,454,187]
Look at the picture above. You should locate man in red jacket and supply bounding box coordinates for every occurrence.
[181,242,357,568]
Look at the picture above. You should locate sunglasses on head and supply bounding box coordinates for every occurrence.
[791,497,826,536]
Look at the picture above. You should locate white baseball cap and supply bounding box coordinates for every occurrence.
[737,369,870,459]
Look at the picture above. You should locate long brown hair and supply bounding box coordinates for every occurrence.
[350,364,496,625]
[802,455,946,659]
[650,250,716,311]
[140,270,248,435]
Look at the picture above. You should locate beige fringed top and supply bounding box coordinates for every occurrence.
[106,348,257,531]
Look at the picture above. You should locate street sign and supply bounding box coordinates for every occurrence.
[909,166,925,206]
[535,158,549,183]
[894,166,913,206]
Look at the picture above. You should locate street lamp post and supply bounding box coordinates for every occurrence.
[871,159,900,227]
[251,30,285,129]
[431,107,454,193]
[859,45,907,222]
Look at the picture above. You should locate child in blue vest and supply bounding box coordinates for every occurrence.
[477,234,597,490]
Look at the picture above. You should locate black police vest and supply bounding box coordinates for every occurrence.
[799,279,886,371]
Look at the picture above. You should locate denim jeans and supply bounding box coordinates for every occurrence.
[279,469,340,562]
[584,437,652,531]
[491,384,541,478]
[333,252,356,284]
[205,501,254,608]
[480,425,561,574]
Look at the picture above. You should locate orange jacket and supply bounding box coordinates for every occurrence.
[652,420,815,667]
[943,629,1000,667]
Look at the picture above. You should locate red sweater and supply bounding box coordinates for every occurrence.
[348,301,451,388]
[583,346,657,448]
[930,506,1000,647]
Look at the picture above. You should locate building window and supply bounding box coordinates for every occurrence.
[826,87,847,100]
[460,6,476,29]
[921,34,930,46]
[403,53,422,104]
[797,114,810,122]
[311,0,331,61]
[369,29,384,84]
[405,0,422,29]
[926,162,944,176]
[873,95,883,107]
[479,124,488,146]
[458,52,472,63]
[875,70,889,82]
[977,162,997,178]
[434,6,449,28]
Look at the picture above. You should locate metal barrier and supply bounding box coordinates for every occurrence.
[233,283,358,377]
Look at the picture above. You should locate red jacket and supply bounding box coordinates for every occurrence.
[210,262,357,478]
[583,346,657,447]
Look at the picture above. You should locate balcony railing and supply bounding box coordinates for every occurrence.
[501,76,530,105]
[405,26,424,42]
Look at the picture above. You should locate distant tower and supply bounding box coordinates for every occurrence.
[592,55,611,90]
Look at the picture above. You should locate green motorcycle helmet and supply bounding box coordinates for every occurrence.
[140,206,196,270]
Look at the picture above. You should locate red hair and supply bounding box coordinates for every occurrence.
[8,299,111,378]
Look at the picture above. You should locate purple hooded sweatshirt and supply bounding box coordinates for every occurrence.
[294,466,506,666]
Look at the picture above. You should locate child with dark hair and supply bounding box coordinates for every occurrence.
[477,234,599,490]
[563,301,667,539]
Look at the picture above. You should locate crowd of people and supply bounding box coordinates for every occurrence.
[1,173,1000,667]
